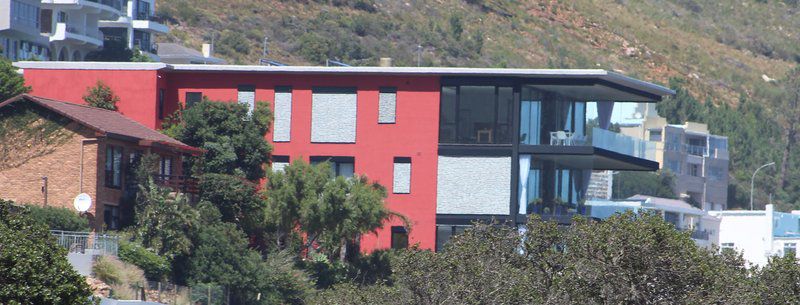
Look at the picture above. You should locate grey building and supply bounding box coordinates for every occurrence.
[0,0,50,60]
[621,116,729,210]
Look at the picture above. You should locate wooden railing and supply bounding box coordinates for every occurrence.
[153,174,199,194]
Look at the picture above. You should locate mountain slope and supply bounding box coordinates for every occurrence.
[154,0,799,106]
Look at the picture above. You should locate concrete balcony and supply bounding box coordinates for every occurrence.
[131,19,169,34]
[49,22,104,46]
[97,15,131,28]
[41,0,123,19]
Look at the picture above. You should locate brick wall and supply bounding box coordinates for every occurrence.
[0,122,100,213]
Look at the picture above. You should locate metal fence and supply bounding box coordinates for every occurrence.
[50,230,119,256]
[122,282,224,305]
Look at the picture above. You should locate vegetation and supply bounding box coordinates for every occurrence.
[83,80,120,111]
[0,199,92,304]
[92,255,146,300]
[26,205,90,232]
[612,170,678,200]
[118,240,171,281]
[311,211,800,305]
[0,59,28,102]
[85,39,153,62]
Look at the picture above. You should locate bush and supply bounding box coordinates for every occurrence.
[118,240,171,281]
[93,255,146,286]
[26,205,89,231]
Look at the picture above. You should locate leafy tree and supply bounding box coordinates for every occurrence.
[26,205,89,231]
[134,179,199,259]
[265,160,399,262]
[613,170,678,200]
[772,67,800,189]
[0,199,93,304]
[198,173,267,246]
[83,80,120,111]
[84,39,152,62]
[0,59,29,101]
[118,240,171,281]
[656,78,707,124]
[755,254,800,304]
[165,99,272,181]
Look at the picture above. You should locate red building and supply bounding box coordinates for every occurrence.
[16,62,674,252]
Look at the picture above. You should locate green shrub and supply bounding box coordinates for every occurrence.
[118,240,171,281]
[26,205,89,231]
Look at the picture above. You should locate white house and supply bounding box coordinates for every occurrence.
[709,204,800,267]
[586,195,720,249]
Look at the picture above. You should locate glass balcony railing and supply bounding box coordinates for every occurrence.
[591,127,657,161]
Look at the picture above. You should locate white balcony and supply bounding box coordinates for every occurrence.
[131,19,169,34]
[50,22,104,46]
[41,0,123,19]
[97,15,131,28]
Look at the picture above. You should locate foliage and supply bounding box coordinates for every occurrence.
[92,255,146,286]
[83,80,120,111]
[134,178,199,259]
[0,100,72,171]
[755,254,800,304]
[0,199,93,304]
[26,205,89,231]
[118,239,171,281]
[656,78,707,124]
[198,173,266,237]
[130,48,154,62]
[85,39,134,62]
[0,59,29,102]
[313,212,760,305]
[613,170,678,200]
[264,160,397,262]
[164,99,272,180]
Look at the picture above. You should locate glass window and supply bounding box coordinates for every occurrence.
[105,145,123,188]
[157,89,165,119]
[391,226,409,249]
[439,85,514,144]
[435,225,453,252]
[649,129,662,142]
[185,92,202,108]
[160,156,172,177]
[310,157,355,178]
[720,242,735,252]
[785,243,797,257]
[103,205,120,230]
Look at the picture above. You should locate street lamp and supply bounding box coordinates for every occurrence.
[750,162,775,210]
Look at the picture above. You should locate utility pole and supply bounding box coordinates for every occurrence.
[416,45,423,67]
[263,36,269,57]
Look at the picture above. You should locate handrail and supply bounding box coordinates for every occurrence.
[50,230,119,256]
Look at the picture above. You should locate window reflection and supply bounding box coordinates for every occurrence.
[519,155,587,218]
[438,85,513,144]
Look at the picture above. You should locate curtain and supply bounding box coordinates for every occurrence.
[518,154,531,214]
[597,101,615,130]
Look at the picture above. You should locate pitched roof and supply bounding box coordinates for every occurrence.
[0,94,199,153]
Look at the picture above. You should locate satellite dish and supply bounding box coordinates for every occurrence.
[73,193,92,213]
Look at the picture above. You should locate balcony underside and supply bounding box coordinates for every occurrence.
[520,145,659,171]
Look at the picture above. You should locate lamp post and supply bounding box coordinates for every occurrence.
[750,162,775,210]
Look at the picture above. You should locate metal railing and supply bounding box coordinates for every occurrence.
[153,174,199,194]
[51,230,119,256]
[686,144,708,156]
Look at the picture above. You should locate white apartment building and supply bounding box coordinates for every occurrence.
[0,0,167,61]
[586,195,720,249]
[710,204,800,267]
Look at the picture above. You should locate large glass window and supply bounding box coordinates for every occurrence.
[105,145,123,188]
[519,156,587,217]
[310,156,355,178]
[439,85,513,144]
[520,86,586,145]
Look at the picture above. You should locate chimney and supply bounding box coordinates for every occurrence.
[379,57,392,67]
[202,43,213,58]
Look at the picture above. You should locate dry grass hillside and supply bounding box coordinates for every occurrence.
[155,0,799,106]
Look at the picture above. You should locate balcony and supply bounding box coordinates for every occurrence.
[51,230,119,255]
[591,127,657,161]
[49,22,104,46]
[132,19,169,34]
[153,174,199,194]
[41,0,122,18]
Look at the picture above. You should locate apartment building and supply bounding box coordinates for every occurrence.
[710,204,800,267]
[0,94,199,230]
[16,61,674,251]
[620,116,729,210]
[0,0,166,61]
[587,195,720,249]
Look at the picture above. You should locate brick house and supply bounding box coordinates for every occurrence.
[0,94,200,231]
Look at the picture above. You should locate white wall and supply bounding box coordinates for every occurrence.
[436,156,510,215]
[713,212,772,267]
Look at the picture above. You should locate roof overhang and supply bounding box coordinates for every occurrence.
[13,62,674,101]
[520,145,660,171]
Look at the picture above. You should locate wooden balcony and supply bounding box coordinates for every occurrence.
[153,174,199,194]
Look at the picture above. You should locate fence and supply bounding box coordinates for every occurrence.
[50,230,119,256]
[122,282,224,305]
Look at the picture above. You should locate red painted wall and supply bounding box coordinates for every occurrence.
[167,73,441,251]
[23,69,161,129]
[23,68,441,251]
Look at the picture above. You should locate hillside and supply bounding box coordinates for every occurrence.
[153,0,800,209]
[155,0,799,106]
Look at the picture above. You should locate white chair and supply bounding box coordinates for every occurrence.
[550,131,569,145]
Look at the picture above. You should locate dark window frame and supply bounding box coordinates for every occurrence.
[391,226,409,249]
[310,156,355,177]
[185,92,202,108]
[439,85,514,145]
[378,86,397,124]
[105,145,123,188]
[157,88,165,119]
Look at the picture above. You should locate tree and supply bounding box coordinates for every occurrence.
[198,173,267,243]
[0,59,29,101]
[613,170,678,200]
[773,67,800,189]
[84,39,154,62]
[83,80,120,111]
[755,255,800,304]
[134,179,199,259]
[0,200,93,304]
[165,99,272,181]
[264,160,400,261]
[656,78,707,125]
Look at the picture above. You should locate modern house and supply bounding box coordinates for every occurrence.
[587,195,720,248]
[0,0,167,61]
[620,116,729,210]
[99,0,168,59]
[710,204,800,267]
[0,94,199,230]
[15,61,675,251]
